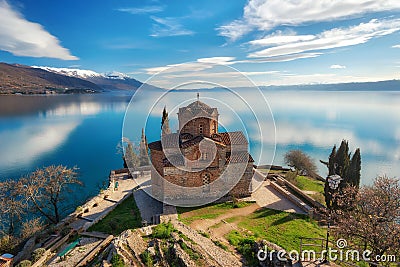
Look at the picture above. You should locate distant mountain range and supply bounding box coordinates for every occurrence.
[0,63,143,94]
[34,66,143,91]
[259,80,400,91]
[1,62,399,95]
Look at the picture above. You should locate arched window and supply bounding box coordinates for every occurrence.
[199,124,203,134]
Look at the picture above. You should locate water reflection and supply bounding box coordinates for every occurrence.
[0,93,131,184]
[0,120,80,171]
[0,90,398,188]
[125,89,400,184]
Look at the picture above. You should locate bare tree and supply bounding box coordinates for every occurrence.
[20,218,44,240]
[0,179,26,236]
[21,165,83,224]
[332,176,400,260]
[284,150,318,177]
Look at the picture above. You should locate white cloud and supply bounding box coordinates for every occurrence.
[117,5,164,14]
[239,52,322,63]
[248,19,400,58]
[392,44,400,48]
[218,0,400,41]
[249,33,316,46]
[144,62,213,75]
[217,20,253,42]
[330,64,346,69]
[150,16,194,37]
[197,57,236,65]
[0,1,78,60]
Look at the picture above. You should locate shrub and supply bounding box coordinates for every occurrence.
[111,253,125,267]
[16,260,32,267]
[0,235,15,253]
[31,247,46,262]
[152,222,174,239]
[140,250,153,266]
[227,231,258,266]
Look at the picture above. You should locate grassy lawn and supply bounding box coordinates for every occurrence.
[88,194,142,235]
[295,175,324,194]
[226,208,325,252]
[177,201,252,225]
[295,175,326,204]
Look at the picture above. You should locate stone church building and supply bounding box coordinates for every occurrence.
[148,98,254,204]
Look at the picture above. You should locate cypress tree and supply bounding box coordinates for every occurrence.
[328,145,337,175]
[323,140,361,208]
[348,148,361,187]
[161,106,171,136]
[335,140,350,179]
[124,142,139,169]
[139,128,150,166]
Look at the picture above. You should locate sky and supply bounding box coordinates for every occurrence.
[0,0,400,86]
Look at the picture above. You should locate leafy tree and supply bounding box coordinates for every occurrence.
[284,150,318,177]
[332,176,400,260]
[21,165,83,224]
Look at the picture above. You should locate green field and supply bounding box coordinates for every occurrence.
[294,175,326,204]
[295,175,325,194]
[88,194,142,235]
[227,208,325,252]
[177,201,252,225]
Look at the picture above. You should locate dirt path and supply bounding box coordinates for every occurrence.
[189,203,260,233]
[184,203,260,260]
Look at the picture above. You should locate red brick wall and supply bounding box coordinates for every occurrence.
[180,118,218,137]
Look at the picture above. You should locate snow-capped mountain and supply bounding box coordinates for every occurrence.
[32,66,103,79]
[32,66,143,91]
[103,71,130,80]
[33,66,132,80]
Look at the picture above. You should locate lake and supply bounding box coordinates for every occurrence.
[0,89,399,207]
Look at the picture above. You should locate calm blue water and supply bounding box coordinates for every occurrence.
[0,92,131,198]
[1,89,399,206]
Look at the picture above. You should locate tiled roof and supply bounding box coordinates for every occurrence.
[163,154,185,167]
[149,131,248,151]
[180,132,193,140]
[161,133,180,148]
[148,140,162,151]
[180,135,204,149]
[179,100,218,116]
[218,131,248,146]
[226,151,254,163]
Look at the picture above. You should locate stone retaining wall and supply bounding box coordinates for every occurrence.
[270,181,311,213]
